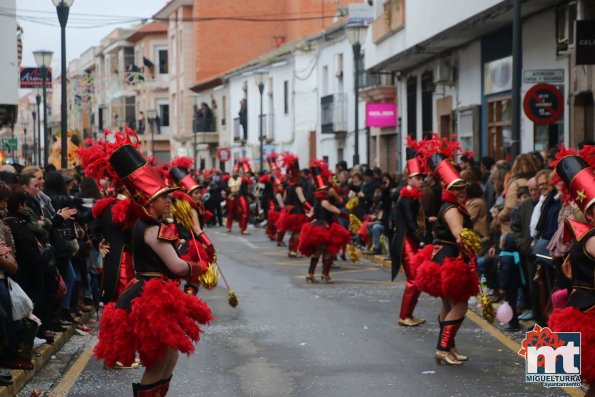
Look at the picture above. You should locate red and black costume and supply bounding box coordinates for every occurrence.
[414,148,480,364]
[299,164,350,282]
[548,155,595,388]
[390,147,426,325]
[89,195,135,303]
[226,161,250,233]
[276,153,310,257]
[93,145,213,396]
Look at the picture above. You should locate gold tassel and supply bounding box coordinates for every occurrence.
[345,197,359,211]
[171,199,194,230]
[348,213,362,234]
[199,264,219,290]
[347,244,361,262]
[480,293,496,324]
[228,290,238,307]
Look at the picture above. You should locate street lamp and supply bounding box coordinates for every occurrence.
[35,91,41,166]
[29,103,37,166]
[33,49,53,167]
[254,71,267,171]
[345,21,367,167]
[53,0,74,169]
[147,109,157,157]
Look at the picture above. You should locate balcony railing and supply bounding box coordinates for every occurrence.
[321,94,347,134]
[259,113,274,142]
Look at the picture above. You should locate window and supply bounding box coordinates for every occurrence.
[421,71,434,133]
[457,109,475,154]
[487,96,512,160]
[323,65,329,96]
[158,49,168,74]
[284,81,289,114]
[222,95,226,126]
[406,77,417,137]
[159,104,170,127]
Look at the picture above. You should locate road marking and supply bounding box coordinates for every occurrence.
[331,268,383,275]
[49,344,96,397]
[466,310,582,397]
[292,275,392,285]
[261,251,290,256]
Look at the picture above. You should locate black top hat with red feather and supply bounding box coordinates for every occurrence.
[110,144,178,206]
[556,155,595,216]
[170,166,201,194]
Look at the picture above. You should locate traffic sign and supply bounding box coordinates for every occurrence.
[216,147,231,162]
[523,83,563,125]
[0,138,18,151]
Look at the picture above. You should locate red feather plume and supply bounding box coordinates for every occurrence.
[172,156,194,171]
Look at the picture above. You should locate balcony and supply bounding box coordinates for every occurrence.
[372,0,405,44]
[233,117,246,143]
[259,113,274,143]
[358,71,396,102]
[321,94,347,134]
[195,131,218,145]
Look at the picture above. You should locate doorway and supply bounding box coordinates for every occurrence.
[487,96,512,160]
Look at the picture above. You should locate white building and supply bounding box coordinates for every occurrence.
[365,0,565,166]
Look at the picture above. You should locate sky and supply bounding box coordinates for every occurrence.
[15,0,168,73]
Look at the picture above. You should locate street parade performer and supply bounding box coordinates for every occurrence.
[414,134,481,365]
[94,144,213,397]
[276,153,310,257]
[548,151,595,395]
[390,145,427,327]
[225,160,250,234]
[169,166,217,295]
[298,162,351,283]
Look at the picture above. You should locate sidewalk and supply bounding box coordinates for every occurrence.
[0,311,94,397]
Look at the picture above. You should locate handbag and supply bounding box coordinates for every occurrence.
[53,222,79,259]
[7,277,34,321]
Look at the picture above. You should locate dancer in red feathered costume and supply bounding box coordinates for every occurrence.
[299,162,351,283]
[79,129,139,304]
[276,153,311,257]
[414,134,480,366]
[548,153,595,394]
[268,176,286,245]
[226,160,251,234]
[390,144,427,327]
[169,166,216,295]
[93,145,212,397]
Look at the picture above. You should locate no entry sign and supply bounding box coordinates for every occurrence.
[216,147,231,162]
[523,83,563,125]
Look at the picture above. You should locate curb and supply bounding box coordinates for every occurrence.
[0,311,94,397]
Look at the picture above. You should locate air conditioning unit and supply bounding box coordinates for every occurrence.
[434,59,453,85]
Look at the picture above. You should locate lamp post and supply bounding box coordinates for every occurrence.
[147,109,157,157]
[35,92,41,166]
[53,0,74,169]
[19,111,28,165]
[33,50,53,167]
[254,72,267,171]
[345,22,367,167]
[29,103,37,165]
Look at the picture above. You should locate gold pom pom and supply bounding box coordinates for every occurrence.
[171,199,194,230]
[480,293,495,324]
[345,197,359,211]
[228,290,238,307]
[459,228,482,255]
[199,264,219,290]
[348,213,362,234]
[347,244,361,262]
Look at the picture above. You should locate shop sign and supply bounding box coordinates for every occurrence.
[366,102,397,127]
[577,20,595,65]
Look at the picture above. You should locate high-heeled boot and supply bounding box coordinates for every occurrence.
[132,379,163,396]
[448,317,468,361]
[398,281,424,326]
[321,258,334,283]
[306,257,320,283]
[276,231,286,246]
[288,236,298,257]
[435,319,463,365]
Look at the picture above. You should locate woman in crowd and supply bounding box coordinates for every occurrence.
[94,144,212,396]
[415,139,480,366]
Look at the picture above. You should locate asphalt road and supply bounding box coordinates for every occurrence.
[21,225,573,397]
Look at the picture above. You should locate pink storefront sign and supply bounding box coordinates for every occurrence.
[365,103,397,127]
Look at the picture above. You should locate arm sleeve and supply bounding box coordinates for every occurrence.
[498,179,523,223]
[401,198,423,241]
[145,226,189,276]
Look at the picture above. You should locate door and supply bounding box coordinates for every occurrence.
[487,96,512,160]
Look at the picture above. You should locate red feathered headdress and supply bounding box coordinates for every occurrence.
[77,127,140,184]
[239,158,252,174]
[309,159,332,188]
[553,144,595,206]
[171,156,194,172]
[417,133,467,190]
[280,152,300,184]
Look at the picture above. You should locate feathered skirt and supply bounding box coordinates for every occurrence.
[298,221,351,257]
[276,209,308,234]
[548,306,595,385]
[94,277,213,368]
[414,244,479,302]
